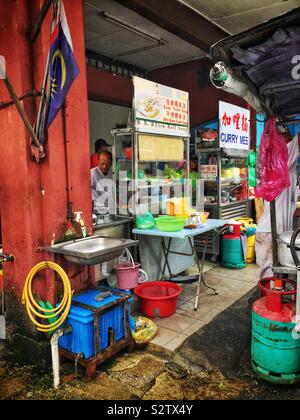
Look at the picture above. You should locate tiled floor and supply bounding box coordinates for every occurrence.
[148,263,261,352]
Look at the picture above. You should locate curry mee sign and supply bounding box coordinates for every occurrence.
[219,101,250,150]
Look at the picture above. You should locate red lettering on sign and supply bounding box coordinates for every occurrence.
[242,115,249,132]
[233,113,240,130]
[222,112,231,126]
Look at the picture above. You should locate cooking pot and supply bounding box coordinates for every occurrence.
[277,231,300,267]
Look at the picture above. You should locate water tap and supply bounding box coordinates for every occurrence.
[0,254,15,264]
[73,212,87,238]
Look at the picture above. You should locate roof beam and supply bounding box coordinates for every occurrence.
[114,0,229,53]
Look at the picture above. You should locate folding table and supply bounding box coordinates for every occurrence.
[133,219,225,310]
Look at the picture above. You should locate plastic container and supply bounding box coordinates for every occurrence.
[134,281,182,318]
[125,147,133,160]
[247,234,256,263]
[234,217,254,227]
[155,216,186,232]
[114,262,140,290]
[166,198,189,217]
[59,289,132,359]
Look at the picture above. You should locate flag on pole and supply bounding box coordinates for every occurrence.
[34,0,79,156]
[46,0,79,128]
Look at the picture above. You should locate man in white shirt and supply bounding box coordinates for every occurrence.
[91,150,115,214]
[255,133,300,278]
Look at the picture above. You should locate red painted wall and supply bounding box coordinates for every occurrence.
[86,58,256,146]
[149,58,248,127]
[0,1,257,337]
[87,66,133,107]
[0,0,92,332]
[150,59,256,147]
[86,58,254,129]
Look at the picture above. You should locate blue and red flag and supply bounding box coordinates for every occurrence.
[46,0,79,128]
[34,0,79,157]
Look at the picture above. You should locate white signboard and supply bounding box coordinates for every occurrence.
[219,101,250,150]
[133,76,189,137]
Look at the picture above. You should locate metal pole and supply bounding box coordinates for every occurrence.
[1,73,42,149]
[30,0,55,43]
[270,200,279,266]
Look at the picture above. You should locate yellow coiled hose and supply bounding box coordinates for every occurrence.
[22,262,72,333]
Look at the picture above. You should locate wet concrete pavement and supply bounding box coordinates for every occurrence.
[2,278,300,400]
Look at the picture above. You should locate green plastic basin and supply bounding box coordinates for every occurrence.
[155,216,186,232]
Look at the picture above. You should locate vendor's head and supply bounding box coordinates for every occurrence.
[98,150,112,175]
[95,138,110,153]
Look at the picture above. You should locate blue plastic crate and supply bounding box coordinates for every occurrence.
[59,289,131,359]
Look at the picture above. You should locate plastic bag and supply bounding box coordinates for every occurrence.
[131,316,157,345]
[246,151,257,188]
[255,117,290,201]
[136,212,155,230]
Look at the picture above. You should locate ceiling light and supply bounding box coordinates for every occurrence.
[100,11,166,45]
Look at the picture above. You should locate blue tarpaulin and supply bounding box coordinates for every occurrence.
[288,116,300,138]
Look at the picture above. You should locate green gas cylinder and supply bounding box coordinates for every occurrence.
[221,237,246,269]
[252,278,300,384]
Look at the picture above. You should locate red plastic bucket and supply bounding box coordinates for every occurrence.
[114,262,140,290]
[134,281,182,318]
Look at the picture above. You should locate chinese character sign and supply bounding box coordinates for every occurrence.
[133,77,189,137]
[219,101,250,150]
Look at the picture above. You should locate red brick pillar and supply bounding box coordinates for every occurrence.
[0,0,91,350]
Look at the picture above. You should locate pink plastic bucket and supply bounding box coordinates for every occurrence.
[114,262,140,290]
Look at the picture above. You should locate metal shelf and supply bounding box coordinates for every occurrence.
[112,128,190,140]
[204,199,251,207]
[139,160,185,163]
[112,128,190,216]
[197,148,220,153]
[116,180,186,189]
[117,159,185,163]
[137,182,186,190]
[221,178,246,184]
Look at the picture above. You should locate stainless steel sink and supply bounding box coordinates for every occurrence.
[94,215,132,240]
[94,215,132,227]
[48,235,138,265]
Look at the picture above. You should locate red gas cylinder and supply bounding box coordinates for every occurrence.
[223,223,241,239]
[254,278,296,321]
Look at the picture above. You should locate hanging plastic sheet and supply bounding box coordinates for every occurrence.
[288,116,300,138]
[255,117,290,202]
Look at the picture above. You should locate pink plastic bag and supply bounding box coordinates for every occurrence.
[255,117,290,201]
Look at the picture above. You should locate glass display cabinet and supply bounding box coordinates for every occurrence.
[195,147,252,260]
[111,128,190,217]
[197,147,251,219]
